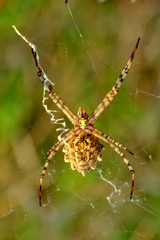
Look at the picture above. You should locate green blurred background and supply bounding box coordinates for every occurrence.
[1,0,160,239]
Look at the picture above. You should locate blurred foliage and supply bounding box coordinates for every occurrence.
[1,0,160,239]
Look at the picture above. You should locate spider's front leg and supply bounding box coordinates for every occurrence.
[39,129,73,206]
[89,37,140,124]
[13,25,78,126]
[92,128,135,199]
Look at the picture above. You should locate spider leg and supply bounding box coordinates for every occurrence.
[90,128,135,199]
[86,127,134,155]
[89,37,140,124]
[13,25,78,125]
[39,129,73,206]
[106,135,134,155]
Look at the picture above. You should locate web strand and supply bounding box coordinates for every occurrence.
[12,25,70,141]
[65,2,101,83]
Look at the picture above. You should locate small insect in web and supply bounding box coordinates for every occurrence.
[13,25,140,206]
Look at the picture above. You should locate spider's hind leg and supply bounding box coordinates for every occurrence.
[39,130,73,206]
[93,129,135,199]
[39,141,64,206]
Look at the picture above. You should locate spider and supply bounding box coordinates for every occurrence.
[13,25,140,206]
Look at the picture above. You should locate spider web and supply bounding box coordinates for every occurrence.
[40,1,160,237]
[1,1,160,240]
[42,81,70,141]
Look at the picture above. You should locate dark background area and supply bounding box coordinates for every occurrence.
[0,0,160,239]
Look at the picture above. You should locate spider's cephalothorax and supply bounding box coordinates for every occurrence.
[77,106,89,129]
[13,25,140,206]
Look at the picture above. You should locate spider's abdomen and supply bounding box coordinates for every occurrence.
[62,132,105,176]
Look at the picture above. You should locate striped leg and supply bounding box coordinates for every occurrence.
[86,126,134,155]
[13,25,78,125]
[106,135,134,155]
[89,38,140,124]
[93,129,135,199]
[39,130,73,206]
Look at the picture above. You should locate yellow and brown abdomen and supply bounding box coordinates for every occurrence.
[62,132,105,176]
